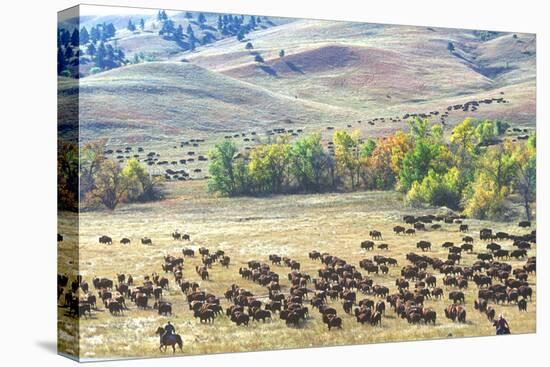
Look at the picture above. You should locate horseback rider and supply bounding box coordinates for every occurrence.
[495,314,510,335]
[164,321,175,335]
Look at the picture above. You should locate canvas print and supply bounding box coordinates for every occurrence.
[57,4,536,361]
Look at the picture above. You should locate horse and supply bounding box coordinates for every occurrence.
[155,327,183,353]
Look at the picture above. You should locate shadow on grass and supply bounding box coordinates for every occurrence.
[258,65,278,77]
[286,61,304,74]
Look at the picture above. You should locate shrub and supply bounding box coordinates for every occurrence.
[463,173,508,219]
[89,66,101,74]
[406,168,461,209]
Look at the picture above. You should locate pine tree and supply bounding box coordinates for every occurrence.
[61,29,71,47]
[80,27,89,44]
[159,20,176,38]
[186,24,194,38]
[279,49,285,58]
[57,47,66,74]
[106,23,116,38]
[217,15,223,30]
[248,16,256,28]
[65,45,74,59]
[87,42,96,57]
[95,42,106,69]
[139,18,145,30]
[127,19,136,32]
[174,25,184,40]
[447,42,455,52]
[198,13,206,24]
[71,29,79,46]
[90,26,99,43]
[185,12,193,19]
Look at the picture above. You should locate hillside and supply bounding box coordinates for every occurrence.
[183,19,535,120]
[59,14,536,143]
[60,61,361,141]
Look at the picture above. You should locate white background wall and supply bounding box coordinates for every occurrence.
[0,0,547,365]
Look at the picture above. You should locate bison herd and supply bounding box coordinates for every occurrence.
[59,213,535,342]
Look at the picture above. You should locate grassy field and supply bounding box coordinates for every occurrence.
[58,180,536,360]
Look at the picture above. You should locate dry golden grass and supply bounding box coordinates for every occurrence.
[58,180,536,361]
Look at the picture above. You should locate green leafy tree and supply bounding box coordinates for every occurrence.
[360,138,376,158]
[207,141,246,196]
[290,134,330,192]
[58,141,79,211]
[122,159,163,202]
[513,135,536,221]
[248,138,291,193]
[475,120,497,144]
[450,118,478,170]
[406,168,461,209]
[334,130,361,189]
[399,141,441,192]
[87,159,128,210]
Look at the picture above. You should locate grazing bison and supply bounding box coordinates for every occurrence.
[120,237,131,245]
[141,237,153,245]
[325,314,343,330]
[477,253,493,261]
[416,241,431,252]
[194,309,215,323]
[518,298,527,312]
[510,249,527,259]
[518,221,531,228]
[361,241,375,251]
[369,230,382,240]
[182,248,195,257]
[486,306,496,321]
[252,309,272,322]
[99,235,112,245]
[460,243,473,253]
[459,224,469,232]
[393,226,406,235]
[230,312,250,326]
[448,291,465,304]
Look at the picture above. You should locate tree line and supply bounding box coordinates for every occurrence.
[58,141,163,211]
[207,118,535,220]
[57,22,126,78]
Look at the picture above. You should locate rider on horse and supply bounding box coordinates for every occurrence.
[162,321,176,342]
[495,314,511,335]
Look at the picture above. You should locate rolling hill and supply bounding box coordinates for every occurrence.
[58,14,536,143]
[59,61,362,141]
